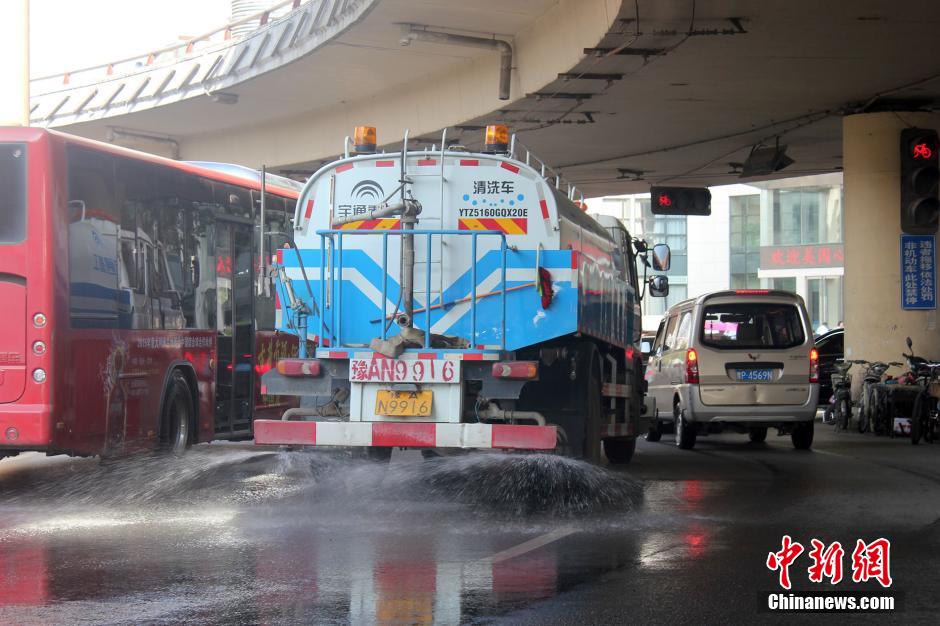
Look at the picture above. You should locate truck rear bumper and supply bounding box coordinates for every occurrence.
[254,419,557,450]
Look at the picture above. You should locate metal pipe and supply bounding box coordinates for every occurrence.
[281,407,341,420]
[500,236,507,349]
[402,26,512,100]
[478,405,546,426]
[471,233,477,346]
[337,232,344,346]
[425,233,432,347]
[258,165,267,296]
[381,233,388,340]
[319,238,326,343]
[400,130,416,326]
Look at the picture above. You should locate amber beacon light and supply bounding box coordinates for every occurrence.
[484,124,509,153]
[353,126,377,154]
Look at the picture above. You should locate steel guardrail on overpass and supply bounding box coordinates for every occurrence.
[29,0,379,127]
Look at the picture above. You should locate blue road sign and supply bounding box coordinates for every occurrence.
[901,234,936,310]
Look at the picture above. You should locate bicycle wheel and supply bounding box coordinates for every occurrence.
[838,396,851,431]
[857,387,871,433]
[870,388,885,435]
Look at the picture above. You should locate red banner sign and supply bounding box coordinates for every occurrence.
[760,244,844,269]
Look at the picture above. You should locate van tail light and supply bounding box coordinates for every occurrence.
[809,348,819,383]
[685,348,699,384]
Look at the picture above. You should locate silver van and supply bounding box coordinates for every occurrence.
[645,290,819,450]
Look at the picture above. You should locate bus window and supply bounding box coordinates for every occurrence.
[67,146,121,328]
[0,144,27,244]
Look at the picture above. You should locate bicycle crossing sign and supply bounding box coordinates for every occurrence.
[900,234,936,310]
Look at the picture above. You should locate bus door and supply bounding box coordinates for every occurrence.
[214,217,255,436]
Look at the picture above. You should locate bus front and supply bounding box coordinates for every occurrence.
[0,128,56,458]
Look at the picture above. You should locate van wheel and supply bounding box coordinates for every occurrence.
[646,421,663,442]
[161,371,193,454]
[674,403,696,450]
[603,437,636,464]
[748,427,768,443]
[791,420,814,450]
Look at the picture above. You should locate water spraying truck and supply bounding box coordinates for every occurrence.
[255,125,671,463]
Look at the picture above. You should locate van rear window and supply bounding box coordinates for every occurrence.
[701,303,805,349]
[0,143,27,244]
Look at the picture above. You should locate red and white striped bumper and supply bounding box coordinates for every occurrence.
[253,420,557,450]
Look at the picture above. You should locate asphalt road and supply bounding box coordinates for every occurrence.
[0,422,938,625]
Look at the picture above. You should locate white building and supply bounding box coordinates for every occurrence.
[588,173,844,334]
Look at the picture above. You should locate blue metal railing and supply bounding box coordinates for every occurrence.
[316,229,508,350]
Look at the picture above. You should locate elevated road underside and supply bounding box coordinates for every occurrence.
[30,0,940,196]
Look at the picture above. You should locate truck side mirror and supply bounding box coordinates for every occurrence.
[649,275,669,297]
[651,243,671,272]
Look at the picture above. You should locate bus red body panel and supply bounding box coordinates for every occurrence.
[0,127,299,457]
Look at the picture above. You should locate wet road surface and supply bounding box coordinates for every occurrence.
[1,423,938,625]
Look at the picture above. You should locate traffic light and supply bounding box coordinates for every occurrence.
[900,128,939,234]
[649,186,711,216]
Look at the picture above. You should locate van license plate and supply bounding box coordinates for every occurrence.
[375,390,433,416]
[738,369,773,382]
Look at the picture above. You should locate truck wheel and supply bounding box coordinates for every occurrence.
[748,427,768,443]
[581,347,604,464]
[603,437,636,464]
[791,420,814,450]
[161,371,193,454]
[674,403,696,450]
[646,420,663,442]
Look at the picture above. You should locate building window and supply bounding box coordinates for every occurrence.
[730,194,760,289]
[639,199,687,276]
[807,276,843,334]
[769,277,797,292]
[769,186,842,245]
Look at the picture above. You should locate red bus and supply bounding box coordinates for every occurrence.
[0,127,301,458]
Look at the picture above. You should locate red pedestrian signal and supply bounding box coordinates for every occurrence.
[657,193,673,207]
[900,128,940,234]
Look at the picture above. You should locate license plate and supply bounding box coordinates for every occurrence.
[375,390,433,416]
[350,358,459,383]
[738,369,773,382]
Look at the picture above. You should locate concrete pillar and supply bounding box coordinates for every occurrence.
[843,112,940,364]
[0,0,29,126]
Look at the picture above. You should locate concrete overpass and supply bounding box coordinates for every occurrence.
[22,0,940,363]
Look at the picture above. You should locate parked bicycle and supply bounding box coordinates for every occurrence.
[855,359,902,434]
[823,360,854,431]
[905,337,940,445]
